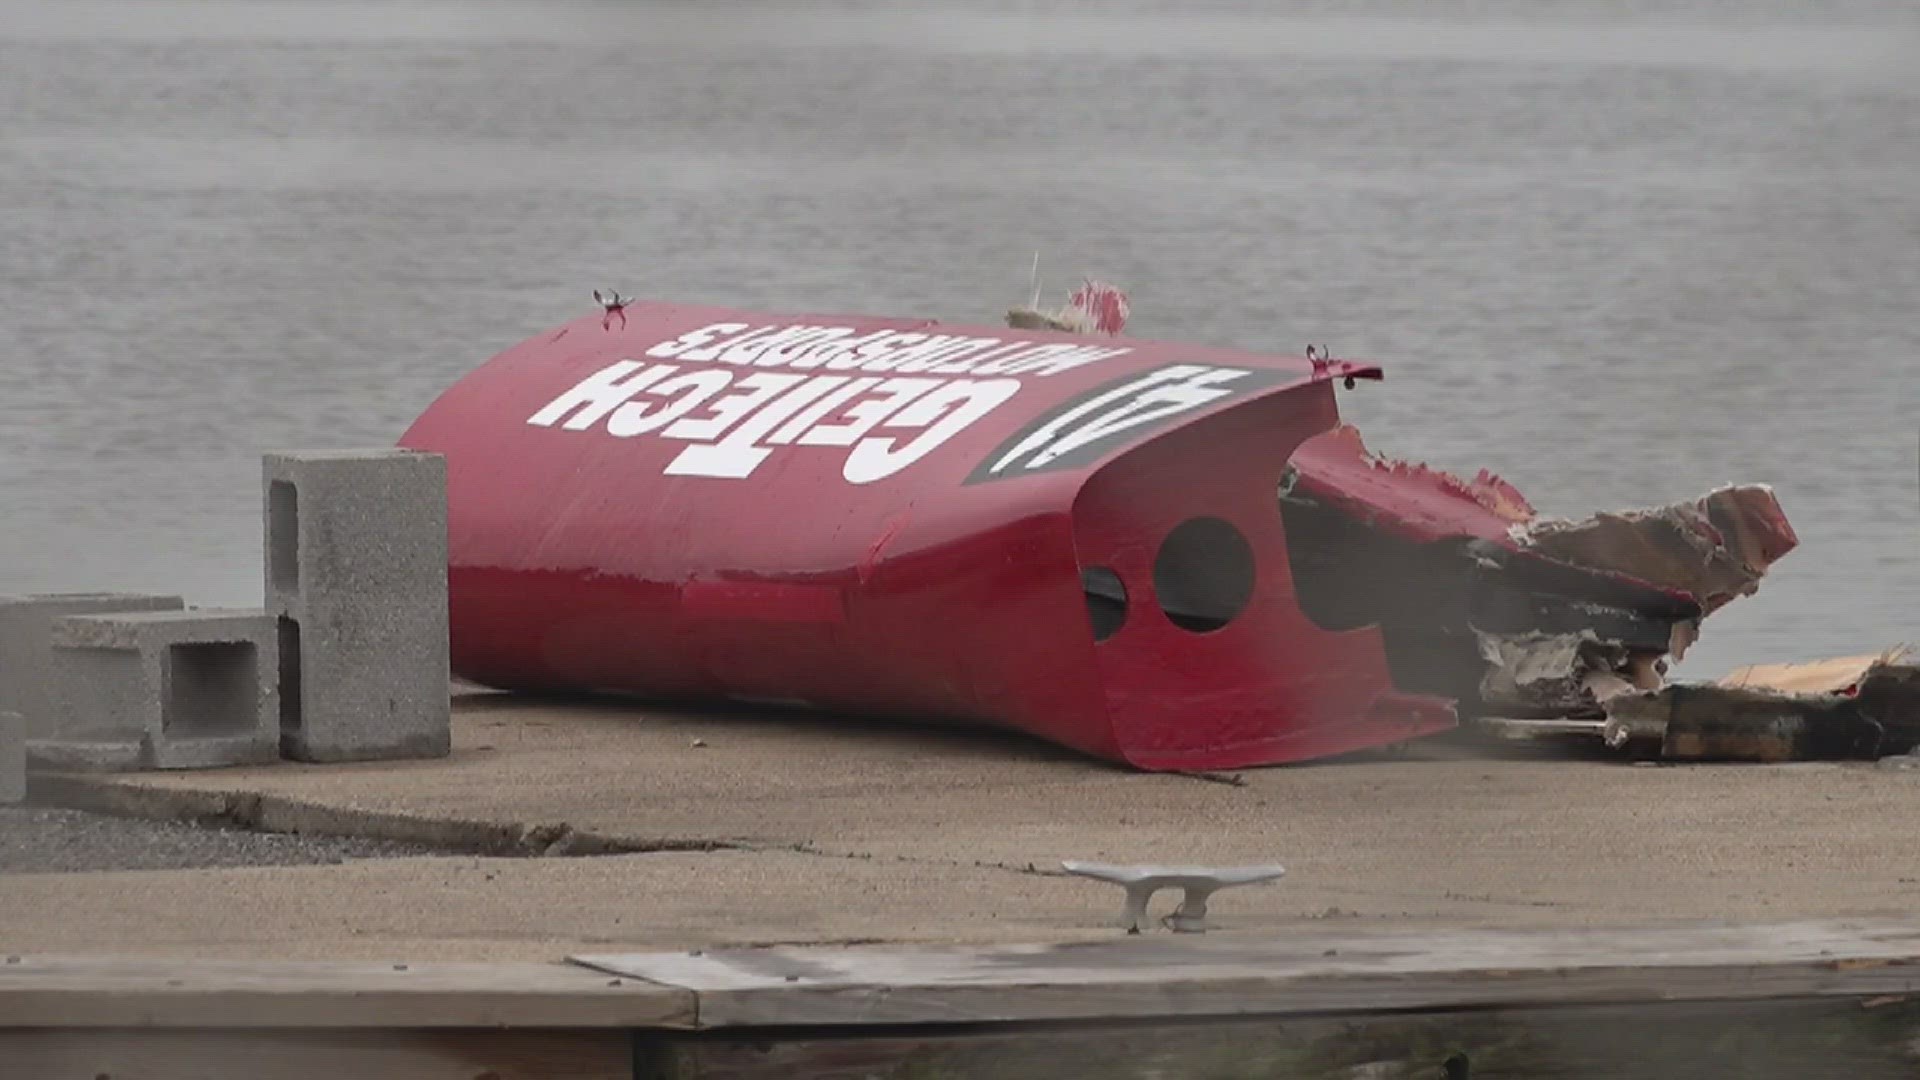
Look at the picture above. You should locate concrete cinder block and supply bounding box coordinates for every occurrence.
[1,711,22,804]
[0,593,186,740]
[262,449,451,762]
[34,609,280,771]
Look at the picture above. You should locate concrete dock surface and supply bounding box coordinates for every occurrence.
[0,806,434,873]
[5,690,1919,962]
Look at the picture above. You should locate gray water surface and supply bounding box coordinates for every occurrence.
[3,0,1915,677]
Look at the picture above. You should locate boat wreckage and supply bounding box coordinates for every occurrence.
[397,279,1903,769]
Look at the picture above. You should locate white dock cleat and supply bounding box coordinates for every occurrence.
[1060,861,1286,934]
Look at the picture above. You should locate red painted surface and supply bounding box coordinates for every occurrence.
[398,300,1457,769]
[1067,279,1131,335]
[1282,420,1789,611]
[1289,424,1535,545]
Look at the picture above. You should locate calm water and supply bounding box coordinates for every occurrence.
[2,0,1915,677]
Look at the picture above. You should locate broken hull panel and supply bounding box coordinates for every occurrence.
[398,301,1455,770]
[1279,421,1798,718]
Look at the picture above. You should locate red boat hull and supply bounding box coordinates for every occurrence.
[398,301,1458,769]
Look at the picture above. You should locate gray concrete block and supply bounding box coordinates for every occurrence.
[0,711,22,803]
[0,593,186,739]
[38,609,280,771]
[262,449,451,762]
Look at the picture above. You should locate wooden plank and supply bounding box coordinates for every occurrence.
[0,1028,629,1080]
[575,920,1920,1028]
[646,996,1920,1080]
[8,1000,1920,1080]
[0,956,695,1029]
[1721,648,1910,693]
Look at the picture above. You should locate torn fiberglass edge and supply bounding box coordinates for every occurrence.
[1256,358,1914,762]
[1276,421,1795,721]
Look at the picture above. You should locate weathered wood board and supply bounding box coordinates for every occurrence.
[8,999,1920,1079]
[638,996,1920,1079]
[10,923,1920,1078]
[0,1028,629,1080]
[0,955,694,1029]
[575,919,1920,1028]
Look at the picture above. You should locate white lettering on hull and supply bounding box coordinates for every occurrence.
[527,321,1138,483]
[529,359,1023,484]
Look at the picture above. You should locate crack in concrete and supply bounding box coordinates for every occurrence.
[31,775,767,860]
[31,776,1075,878]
